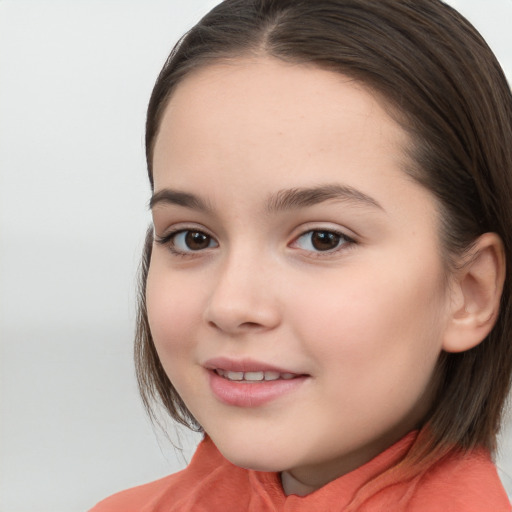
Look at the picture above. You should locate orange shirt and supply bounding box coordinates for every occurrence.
[90,432,510,511]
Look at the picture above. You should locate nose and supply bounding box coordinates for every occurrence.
[203,251,281,335]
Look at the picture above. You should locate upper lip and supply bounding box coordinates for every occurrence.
[203,357,304,375]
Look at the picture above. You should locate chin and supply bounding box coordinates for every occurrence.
[211,436,291,473]
[226,454,288,473]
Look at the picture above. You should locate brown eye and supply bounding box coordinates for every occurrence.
[167,230,218,253]
[184,231,213,250]
[311,231,341,251]
[294,230,350,253]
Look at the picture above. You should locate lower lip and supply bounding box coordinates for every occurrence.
[208,370,308,407]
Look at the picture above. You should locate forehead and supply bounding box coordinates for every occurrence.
[151,57,431,221]
[155,58,408,168]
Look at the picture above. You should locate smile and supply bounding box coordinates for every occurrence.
[207,367,307,407]
[214,369,298,382]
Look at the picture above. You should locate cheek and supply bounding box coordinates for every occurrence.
[145,261,201,360]
[287,263,447,384]
[288,270,447,436]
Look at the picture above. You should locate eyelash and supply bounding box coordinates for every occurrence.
[154,228,218,257]
[291,229,355,256]
[154,227,356,258]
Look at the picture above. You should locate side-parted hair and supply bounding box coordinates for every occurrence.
[136,0,512,465]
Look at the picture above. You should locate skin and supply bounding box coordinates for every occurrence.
[146,57,457,496]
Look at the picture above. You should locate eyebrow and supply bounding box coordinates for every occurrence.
[266,184,383,213]
[149,184,383,214]
[149,189,212,213]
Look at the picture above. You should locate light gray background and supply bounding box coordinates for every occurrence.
[1,1,512,511]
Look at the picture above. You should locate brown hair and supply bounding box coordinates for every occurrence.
[136,0,512,461]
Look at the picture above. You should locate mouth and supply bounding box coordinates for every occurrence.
[214,369,299,382]
[204,358,309,407]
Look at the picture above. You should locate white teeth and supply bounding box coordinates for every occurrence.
[216,369,297,381]
[225,371,244,381]
[244,371,264,381]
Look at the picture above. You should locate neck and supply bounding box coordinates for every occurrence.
[280,470,318,497]
[279,426,423,496]
[279,450,368,497]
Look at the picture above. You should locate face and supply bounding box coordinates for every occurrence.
[147,57,453,492]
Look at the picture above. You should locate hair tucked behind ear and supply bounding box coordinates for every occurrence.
[136,0,512,463]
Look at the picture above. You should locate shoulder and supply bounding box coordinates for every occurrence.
[88,436,252,512]
[408,448,511,512]
[88,472,181,512]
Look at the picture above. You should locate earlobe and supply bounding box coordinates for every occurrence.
[442,232,506,353]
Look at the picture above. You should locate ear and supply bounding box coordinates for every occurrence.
[443,233,506,353]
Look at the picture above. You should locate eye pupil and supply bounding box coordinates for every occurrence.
[311,231,340,251]
[185,231,211,250]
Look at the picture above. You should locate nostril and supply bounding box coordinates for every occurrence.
[241,322,262,329]
[204,296,281,333]
[208,320,262,330]
[208,320,220,330]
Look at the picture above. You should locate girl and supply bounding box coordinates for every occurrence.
[91,0,512,510]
